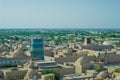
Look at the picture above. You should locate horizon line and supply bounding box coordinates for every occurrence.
[0,26,120,29]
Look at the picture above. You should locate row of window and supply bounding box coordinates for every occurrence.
[0,59,29,65]
[6,74,25,79]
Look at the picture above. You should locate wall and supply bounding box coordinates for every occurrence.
[107,54,120,64]
[45,56,55,61]
[3,70,27,80]
[55,56,80,64]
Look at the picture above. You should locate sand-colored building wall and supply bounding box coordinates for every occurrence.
[75,61,92,73]
[107,66,117,73]
[74,56,96,73]
[107,54,120,64]
[0,71,4,79]
[52,67,75,76]
[112,72,120,79]
[3,70,27,80]
[55,55,96,64]
[55,56,80,64]
[75,50,88,56]
[59,68,75,76]
[41,73,55,80]
[45,56,55,61]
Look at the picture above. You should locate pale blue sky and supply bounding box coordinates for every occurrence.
[0,0,120,28]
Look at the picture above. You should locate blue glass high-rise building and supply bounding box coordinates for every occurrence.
[31,38,44,60]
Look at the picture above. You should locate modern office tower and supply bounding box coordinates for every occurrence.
[31,38,44,60]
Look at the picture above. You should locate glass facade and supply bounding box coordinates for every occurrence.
[31,39,44,60]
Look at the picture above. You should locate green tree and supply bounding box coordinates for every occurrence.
[114,68,120,73]
[4,64,17,68]
[94,66,101,72]
[42,69,60,80]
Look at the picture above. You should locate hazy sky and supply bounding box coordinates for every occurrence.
[0,0,120,28]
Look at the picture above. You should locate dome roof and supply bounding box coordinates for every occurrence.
[76,57,89,64]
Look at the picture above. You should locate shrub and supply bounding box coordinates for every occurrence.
[94,66,101,72]
[4,64,17,68]
[42,69,60,80]
[114,68,120,73]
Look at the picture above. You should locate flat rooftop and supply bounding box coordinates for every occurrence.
[0,67,27,72]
